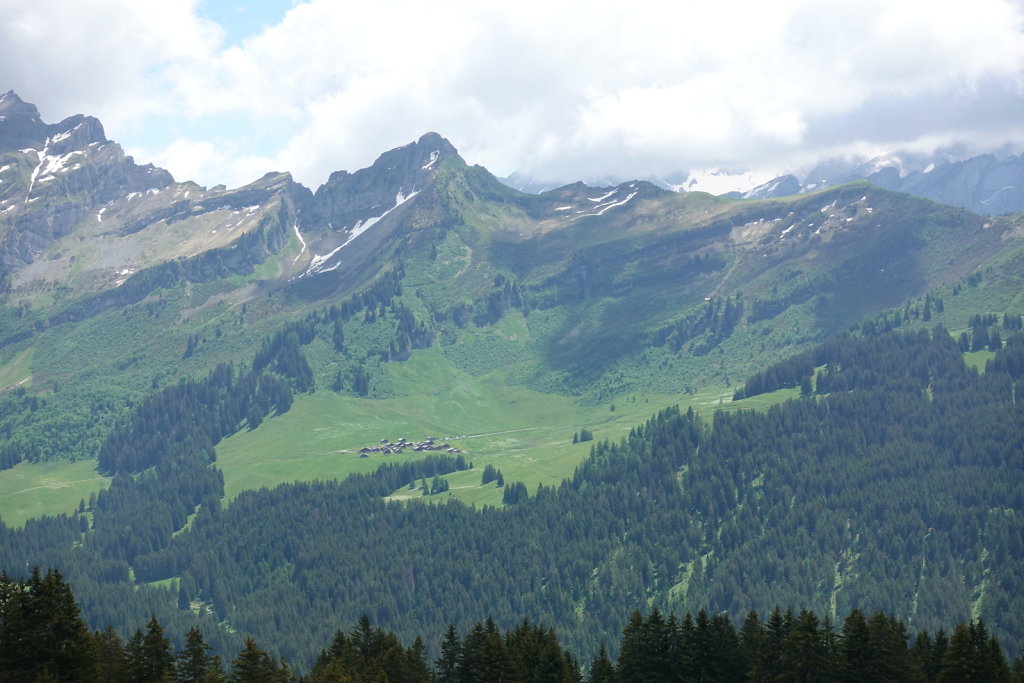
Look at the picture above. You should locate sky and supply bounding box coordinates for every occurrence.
[2,0,1024,192]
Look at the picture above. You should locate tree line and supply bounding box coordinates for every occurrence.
[3,568,1021,682]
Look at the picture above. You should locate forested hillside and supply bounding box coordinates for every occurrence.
[1,325,1021,670]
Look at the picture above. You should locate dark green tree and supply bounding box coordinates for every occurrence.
[587,644,616,683]
[939,623,981,682]
[177,625,218,683]
[126,615,175,682]
[781,609,831,682]
[0,568,96,682]
[436,624,461,683]
[229,636,286,682]
[93,625,128,683]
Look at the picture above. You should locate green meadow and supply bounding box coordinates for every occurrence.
[0,458,106,527]
[216,345,782,506]
[0,343,798,524]
[0,348,33,392]
[218,346,636,502]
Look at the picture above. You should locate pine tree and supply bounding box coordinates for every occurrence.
[939,623,979,682]
[865,612,911,682]
[587,643,616,683]
[93,625,129,683]
[435,624,461,683]
[406,635,433,683]
[229,636,283,682]
[781,609,830,681]
[127,615,175,682]
[0,568,97,682]
[839,609,871,681]
[617,610,663,682]
[751,606,787,681]
[177,625,216,683]
[738,610,764,679]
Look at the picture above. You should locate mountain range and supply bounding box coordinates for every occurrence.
[741,150,1024,216]
[503,143,1024,217]
[0,92,1022,671]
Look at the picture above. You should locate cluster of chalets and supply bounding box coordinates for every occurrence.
[358,436,462,457]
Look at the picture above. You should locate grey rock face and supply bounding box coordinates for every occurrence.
[0,92,176,282]
[309,132,457,234]
[799,152,1024,216]
[743,175,802,199]
[0,90,48,150]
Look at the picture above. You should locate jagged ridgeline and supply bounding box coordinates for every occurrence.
[3,90,1024,473]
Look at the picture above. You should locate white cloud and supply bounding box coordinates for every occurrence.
[0,0,223,127]
[135,137,274,190]
[3,0,1024,190]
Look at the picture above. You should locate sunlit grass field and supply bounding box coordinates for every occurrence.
[0,343,800,524]
[0,458,106,527]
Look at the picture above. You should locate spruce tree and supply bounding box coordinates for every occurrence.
[587,644,616,683]
[435,624,461,683]
[176,625,216,683]
[229,636,283,682]
[93,625,128,683]
[0,568,97,682]
[127,615,175,682]
[939,623,979,682]
[781,610,830,681]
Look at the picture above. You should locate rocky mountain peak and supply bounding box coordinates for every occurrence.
[0,92,107,154]
[0,95,179,285]
[309,132,461,236]
[352,130,457,182]
[46,114,108,155]
[0,90,47,151]
[0,90,40,118]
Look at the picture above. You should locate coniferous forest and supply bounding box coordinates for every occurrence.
[2,568,1022,682]
[0,324,1022,675]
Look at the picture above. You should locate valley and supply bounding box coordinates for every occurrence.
[0,93,1022,672]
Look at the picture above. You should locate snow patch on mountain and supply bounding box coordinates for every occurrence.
[301,189,419,277]
[344,189,418,246]
[50,122,85,145]
[24,134,91,198]
[572,184,638,220]
[292,224,308,262]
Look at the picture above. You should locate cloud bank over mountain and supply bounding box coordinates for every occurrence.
[3,0,1024,190]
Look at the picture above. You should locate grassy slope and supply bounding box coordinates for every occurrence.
[0,320,989,526]
[0,458,106,527]
[0,326,762,525]
[1,243,1010,526]
[216,341,787,507]
[0,347,33,391]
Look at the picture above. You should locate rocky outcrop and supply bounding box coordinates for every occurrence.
[743,174,801,199]
[0,92,175,285]
[794,152,1024,216]
[308,132,456,234]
